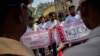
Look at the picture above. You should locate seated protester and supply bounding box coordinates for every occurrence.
[0,0,34,56]
[57,13,65,52]
[64,0,100,56]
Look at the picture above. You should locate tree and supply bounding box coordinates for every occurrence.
[28,5,36,17]
[35,2,54,17]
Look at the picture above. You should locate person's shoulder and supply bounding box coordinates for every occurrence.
[46,21,51,25]
[0,37,34,56]
[0,37,20,44]
[65,15,72,20]
[63,36,100,56]
[66,15,71,18]
[38,23,42,26]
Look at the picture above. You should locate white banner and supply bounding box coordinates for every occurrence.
[21,20,90,49]
[56,20,90,43]
[21,30,53,49]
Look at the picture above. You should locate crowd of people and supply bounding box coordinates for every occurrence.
[27,5,85,56]
[0,0,100,56]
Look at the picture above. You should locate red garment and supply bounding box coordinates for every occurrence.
[58,50,63,56]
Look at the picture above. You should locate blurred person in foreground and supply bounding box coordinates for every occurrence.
[0,0,34,56]
[64,0,100,56]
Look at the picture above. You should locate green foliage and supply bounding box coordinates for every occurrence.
[28,2,54,21]
[36,2,54,17]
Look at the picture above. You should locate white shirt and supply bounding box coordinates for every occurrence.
[58,21,64,26]
[38,23,47,30]
[33,23,40,31]
[26,26,32,32]
[64,14,81,24]
[46,20,59,29]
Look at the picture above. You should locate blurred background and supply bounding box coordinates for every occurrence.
[28,0,78,21]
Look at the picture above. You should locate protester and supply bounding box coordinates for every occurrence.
[37,16,47,56]
[38,16,47,30]
[65,5,80,24]
[58,13,65,26]
[0,0,34,56]
[46,12,58,29]
[64,5,82,47]
[26,16,34,32]
[46,12,58,56]
[56,13,65,52]
[64,0,100,56]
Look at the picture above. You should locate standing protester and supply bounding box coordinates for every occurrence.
[58,13,65,26]
[38,16,47,30]
[57,13,65,52]
[64,5,81,47]
[46,12,58,29]
[46,12,58,56]
[65,5,80,24]
[38,16,46,56]
[0,0,34,56]
[26,16,34,32]
[64,0,100,56]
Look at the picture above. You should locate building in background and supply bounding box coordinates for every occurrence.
[54,0,72,17]
[54,0,79,17]
[43,5,56,16]
[43,0,79,18]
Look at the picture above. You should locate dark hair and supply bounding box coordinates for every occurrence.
[38,16,45,24]
[58,13,64,18]
[0,0,29,23]
[49,12,55,17]
[0,4,20,23]
[0,0,29,20]
[68,5,75,10]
